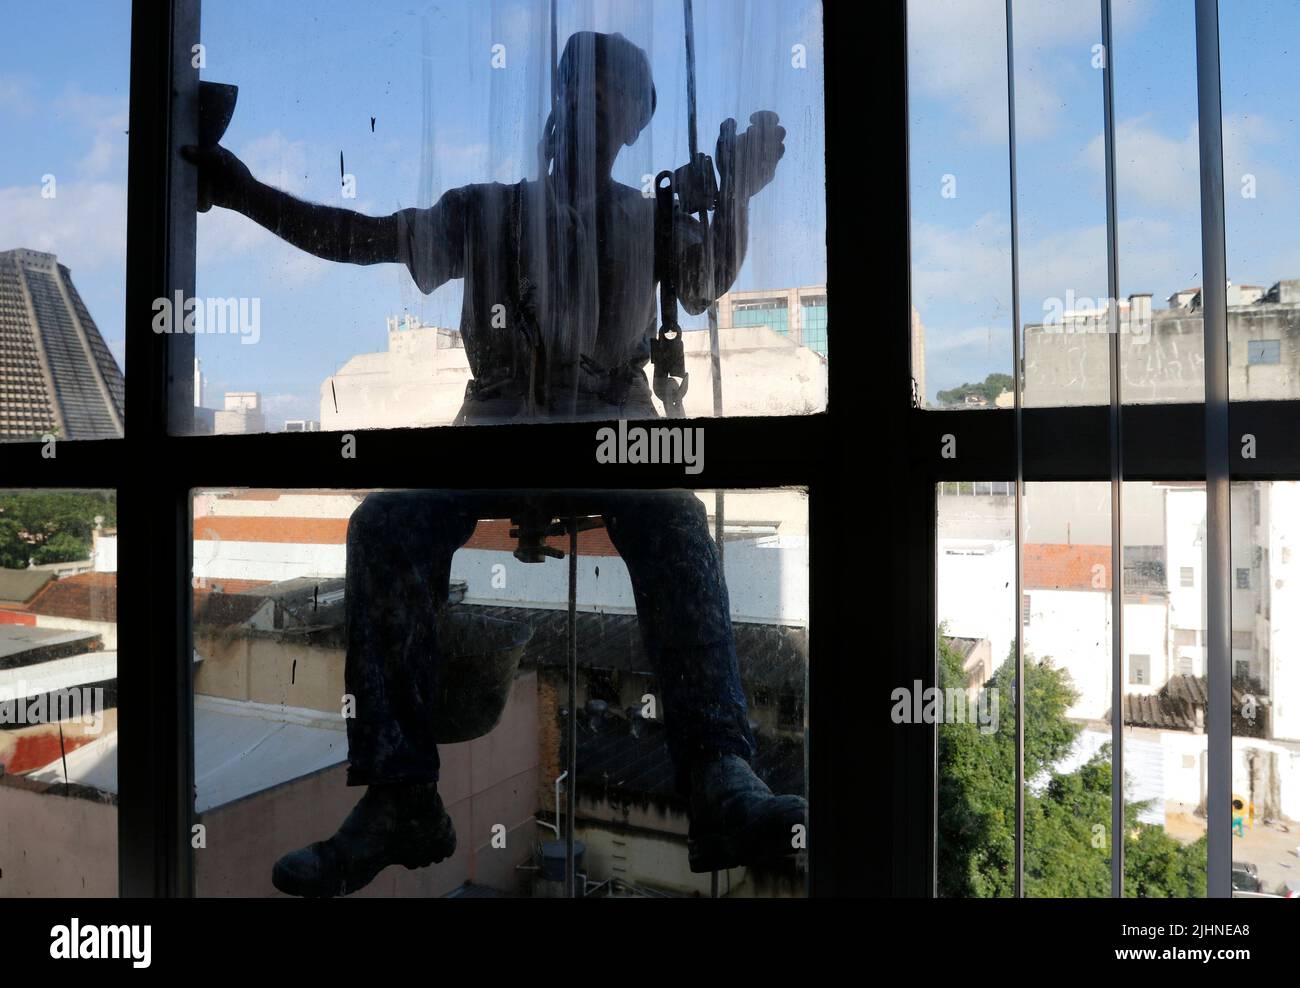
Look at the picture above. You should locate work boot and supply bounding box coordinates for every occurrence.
[271,782,456,897]
[687,754,806,873]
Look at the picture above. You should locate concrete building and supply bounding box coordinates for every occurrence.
[319,295,829,431]
[213,391,266,435]
[0,249,124,441]
[715,285,828,358]
[189,488,806,895]
[937,479,1300,852]
[1022,278,1300,406]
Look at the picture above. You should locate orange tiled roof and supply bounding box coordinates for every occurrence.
[25,571,117,621]
[1024,544,1112,591]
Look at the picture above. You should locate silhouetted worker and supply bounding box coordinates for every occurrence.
[184,30,803,897]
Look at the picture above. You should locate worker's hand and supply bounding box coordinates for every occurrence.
[717,111,786,203]
[180,143,254,213]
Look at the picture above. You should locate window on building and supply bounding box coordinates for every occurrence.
[1181,567,1195,588]
[1247,340,1282,365]
[1129,655,1151,687]
[1236,568,1250,589]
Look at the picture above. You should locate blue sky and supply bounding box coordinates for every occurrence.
[0,0,825,429]
[0,0,130,385]
[909,0,1300,403]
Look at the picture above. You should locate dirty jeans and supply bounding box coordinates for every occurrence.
[343,390,754,796]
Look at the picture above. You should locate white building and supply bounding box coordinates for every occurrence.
[319,301,829,431]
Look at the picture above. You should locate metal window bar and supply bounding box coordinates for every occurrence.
[1001,0,1027,899]
[1099,0,1126,898]
[1194,0,1233,900]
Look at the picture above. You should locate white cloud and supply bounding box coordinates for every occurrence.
[1080,112,1287,215]
[0,75,35,116]
[0,180,127,272]
[77,137,119,177]
[53,84,129,134]
[239,130,313,197]
[1082,118,1198,210]
[908,0,1154,144]
[913,210,1193,333]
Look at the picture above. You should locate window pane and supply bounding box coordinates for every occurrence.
[0,4,129,441]
[1120,482,1206,897]
[184,0,827,435]
[938,481,1209,897]
[1230,482,1300,897]
[0,489,118,895]
[1015,2,1110,410]
[906,0,1013,410]
[936,482,1014,895]
[191,487,807,897]
[1110,1,1204,407]
[1021,482,1114,897]
[1221,1,1300,403]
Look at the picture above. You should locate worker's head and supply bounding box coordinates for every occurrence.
[545,31,656,176]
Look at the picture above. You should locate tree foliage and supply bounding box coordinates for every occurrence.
[937,633,1206,898]
[936,373,1014,408]
[0,491,116,569]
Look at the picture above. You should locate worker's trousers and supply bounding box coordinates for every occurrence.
[342,487,754,797]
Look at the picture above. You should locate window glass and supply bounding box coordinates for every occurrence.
[1221,1,1300,403]
[1230,482,1300,897]
[906,0,1012,410]
[938,480,1208,897]
[191,487,807,897]
[0,489,118,895]
[185,0,827,434]
[936,481,1015,895]
[0,3,129,441]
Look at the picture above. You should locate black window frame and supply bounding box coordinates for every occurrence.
[0,0,874,897]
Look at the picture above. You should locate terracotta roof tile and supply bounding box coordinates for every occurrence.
[1024,544,1111,591]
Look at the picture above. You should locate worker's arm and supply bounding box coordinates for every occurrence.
[677,112,786,314]
[180,144,465,292]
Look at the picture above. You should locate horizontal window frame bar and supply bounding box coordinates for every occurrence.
[910,400,1300,482]
[0,414,831,490]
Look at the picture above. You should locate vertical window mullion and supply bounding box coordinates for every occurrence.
[1193,0,1233,900]
[1099,0,1126,899]
[1001,0,1026,899]
[119,0,200,896]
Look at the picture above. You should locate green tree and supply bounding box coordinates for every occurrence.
[937,633,1206,897]
[0,491,116,570]
[0,518,28,569]
[936,373,1014,408]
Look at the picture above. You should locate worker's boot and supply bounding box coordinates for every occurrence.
[271,782,456,897]
[687,754,806,873]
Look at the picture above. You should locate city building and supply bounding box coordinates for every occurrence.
[715,285,828,358]
[1022,279,1300,406]
[0,249,124,441]
[213,392,266,435]
[937,479,1300,852]
[319,295,829,431]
